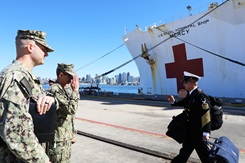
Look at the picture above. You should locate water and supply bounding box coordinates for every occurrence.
[98,85,139,94]
[42,84,50,90]
[42,84,140,94]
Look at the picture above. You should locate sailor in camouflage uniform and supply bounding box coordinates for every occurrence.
[47,63,79,162]
[64,85,77,144]
[0,30,55,162]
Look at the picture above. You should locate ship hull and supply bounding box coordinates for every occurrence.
[122,0,245,99]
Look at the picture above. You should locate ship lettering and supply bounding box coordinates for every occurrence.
[175,23,195,32]
[158,30,174,37]
[198,19,209,26]
[170,29,190,37]
[158,19,209,38]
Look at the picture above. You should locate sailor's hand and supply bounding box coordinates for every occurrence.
[71,74,79,93]
[203,135,210,141]
[202,132,210,141]
[36,96,55,115]
[167,95,175,103]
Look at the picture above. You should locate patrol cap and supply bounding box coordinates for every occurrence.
[182,71,201,82]
[57,63,75,76]
[16,29,54,52]
[48,79,55,83]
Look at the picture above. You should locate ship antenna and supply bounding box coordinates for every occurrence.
[124,27,127,35]
[187,5,192,16]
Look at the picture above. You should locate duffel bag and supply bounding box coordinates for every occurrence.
[166,111,187,144]
[206,136,239,163]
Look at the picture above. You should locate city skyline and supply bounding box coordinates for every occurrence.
[70,71,140,85]
[41,71,140,85]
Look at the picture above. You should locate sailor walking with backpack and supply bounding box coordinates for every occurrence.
[167,71,213,163]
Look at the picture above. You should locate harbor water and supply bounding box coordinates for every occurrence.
[97,85,139,94]
[42,84,140,94]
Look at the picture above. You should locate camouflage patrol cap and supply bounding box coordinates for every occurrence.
[16,29,54,52]
[49,79,55,83]
[57,63,75,76]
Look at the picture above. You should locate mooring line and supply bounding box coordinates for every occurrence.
[76,130,176,161]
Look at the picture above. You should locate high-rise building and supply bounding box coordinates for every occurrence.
[121,72,127,82]
[86,74,91,82]
[118,73,122,84]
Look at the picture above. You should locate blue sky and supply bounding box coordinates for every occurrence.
[0,0,222,79]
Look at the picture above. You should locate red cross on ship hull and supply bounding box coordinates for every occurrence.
[165,43,204,93]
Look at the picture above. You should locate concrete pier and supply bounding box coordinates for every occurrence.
[71,96,245,163]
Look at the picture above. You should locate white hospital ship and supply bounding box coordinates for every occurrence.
[122,0,245,99]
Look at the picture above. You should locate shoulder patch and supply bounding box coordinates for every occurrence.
[19,77,32,97]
